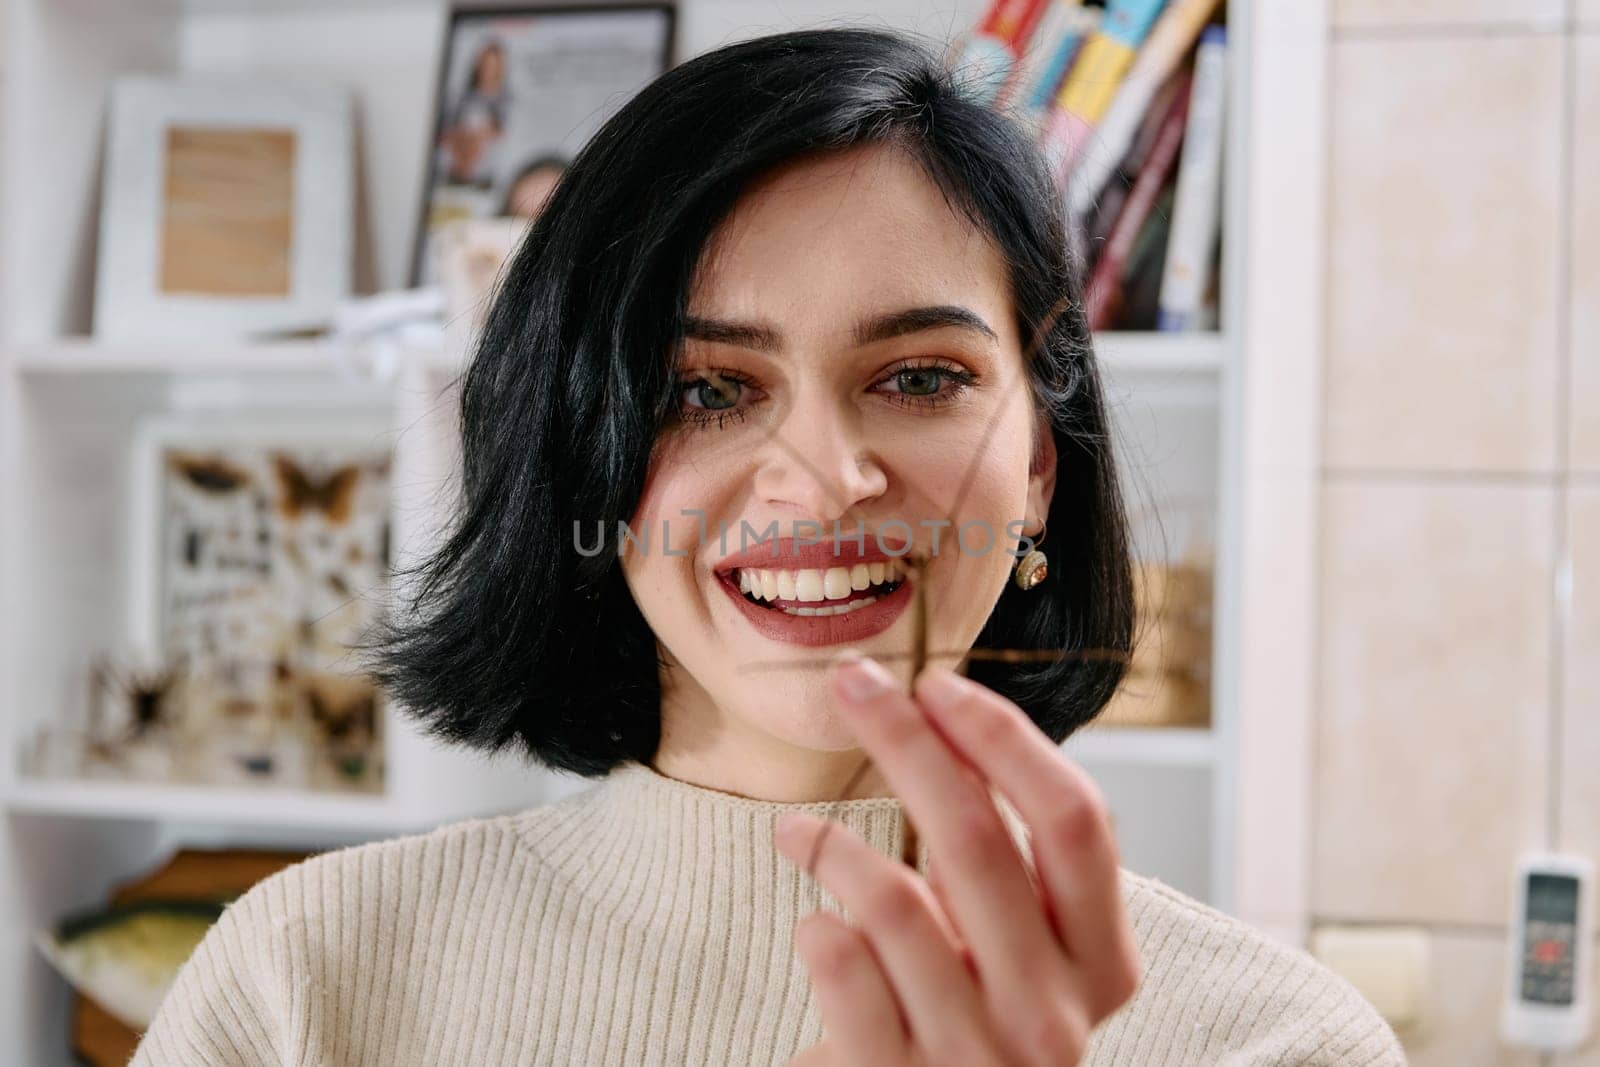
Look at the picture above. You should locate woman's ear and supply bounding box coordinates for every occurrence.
[1026,410,1057,533]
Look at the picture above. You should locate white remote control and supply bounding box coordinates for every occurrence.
[1501,853,1593,1050]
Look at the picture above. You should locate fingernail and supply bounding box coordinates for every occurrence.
[834,656,894,702]
[829,647,866,669]
[915,667,968,713]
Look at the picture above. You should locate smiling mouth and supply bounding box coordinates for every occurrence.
[728,560,907,617]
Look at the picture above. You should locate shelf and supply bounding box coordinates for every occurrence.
[11,335,457,378]
[2,777,431,830]
[1062,725,1214,768]
[1094,331,1224,376]
[13,337,354,374]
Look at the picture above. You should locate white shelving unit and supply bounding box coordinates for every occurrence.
[1,1,1329,1063]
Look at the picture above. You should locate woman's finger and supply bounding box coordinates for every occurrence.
[925,856,976,977]
[913,665,1142,1018]
[827,655,1070,1024]
[776,811,990,1058]
[791,910,911,1066]
[786,1039,838,1067]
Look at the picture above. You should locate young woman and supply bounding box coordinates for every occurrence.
[134,28,1402,1066]
[439,38,508,187]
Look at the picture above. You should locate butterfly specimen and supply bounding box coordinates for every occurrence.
[306,680,376,743]
[167,453,252,494]
[271,455,363,524]
[89,654,190,744]
[302,672,380,780]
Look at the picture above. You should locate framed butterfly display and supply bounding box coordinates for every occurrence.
[124,415,394,794]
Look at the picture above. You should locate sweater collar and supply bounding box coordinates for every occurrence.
[511,759,932,923]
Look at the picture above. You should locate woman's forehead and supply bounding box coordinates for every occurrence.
[689,145,1012,336]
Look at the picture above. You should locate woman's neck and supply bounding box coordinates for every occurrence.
[651,692,893,802]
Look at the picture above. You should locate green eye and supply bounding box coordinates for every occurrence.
[895,368,944,396]
[873,360,978,411]
[686,374,740,410]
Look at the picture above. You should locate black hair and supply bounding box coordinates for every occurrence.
[360,26,1134,777]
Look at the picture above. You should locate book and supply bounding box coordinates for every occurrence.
[1000,2,1092,122]
[1085,67,1193,329]
[1157,24,1226,331]
[1119,182,1178,329]
[1081,66,1187,277]
[948,0,1056,105]
[1037,0,1169,182]
[1064,0,1223,217]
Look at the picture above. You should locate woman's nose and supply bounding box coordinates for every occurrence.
[751,397,888,524]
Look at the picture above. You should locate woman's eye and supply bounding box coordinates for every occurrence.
[892,367,944,396]
[683,375,741,410]
[875,362,977,406]
[673,370,760,431]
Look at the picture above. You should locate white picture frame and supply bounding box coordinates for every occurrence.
[123,412,395,791]
[94,76,354,342]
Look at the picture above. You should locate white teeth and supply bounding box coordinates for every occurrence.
[823,567,852,599]
[782,595,879,617]
[734,563,903,605]
[793,569,824,601]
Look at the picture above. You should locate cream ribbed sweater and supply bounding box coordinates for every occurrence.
[132,761,1404,1065]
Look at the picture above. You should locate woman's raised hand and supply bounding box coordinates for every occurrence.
[775,653,1141,1067]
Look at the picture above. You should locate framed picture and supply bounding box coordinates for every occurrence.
[410,3,675,287]
[124,414,393,792]
[94,76,354,342]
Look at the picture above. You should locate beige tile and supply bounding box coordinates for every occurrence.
[1573,36,1600,471]
[1315,483,1552,926]
[1324,35,1563,473]
[1396,931,1538,1067]
[1332,0,1564,30]
[1560,490,1600,868]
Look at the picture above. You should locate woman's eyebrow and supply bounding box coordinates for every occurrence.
[680,305,999,351]
[854,305,998,346]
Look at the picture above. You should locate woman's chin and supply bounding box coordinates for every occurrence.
[748,698,861,754]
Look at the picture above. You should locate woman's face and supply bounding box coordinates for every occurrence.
[477,46,505,92]
[508,167,562,219]
[620,142,1055,771]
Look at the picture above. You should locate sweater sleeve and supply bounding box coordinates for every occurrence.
[129,878,288,1066]
[1086,872,1409,1066]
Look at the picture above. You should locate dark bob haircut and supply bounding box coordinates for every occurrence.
[360,26,1135,777]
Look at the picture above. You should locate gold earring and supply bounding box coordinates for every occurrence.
[1013,521,1048,590]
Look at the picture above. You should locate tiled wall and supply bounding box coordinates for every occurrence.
[1317,1,1597,1063]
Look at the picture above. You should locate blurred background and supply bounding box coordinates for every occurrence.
[0,0,1593,1063]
